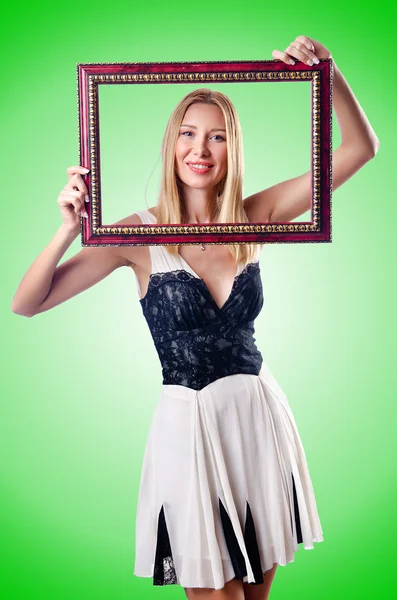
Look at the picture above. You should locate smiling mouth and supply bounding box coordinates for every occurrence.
[186,162,214,173]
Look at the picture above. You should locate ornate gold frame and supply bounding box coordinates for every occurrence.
[77,60,333,246]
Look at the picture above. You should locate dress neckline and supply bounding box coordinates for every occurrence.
[177,253,243,312]
[139,209,247,312]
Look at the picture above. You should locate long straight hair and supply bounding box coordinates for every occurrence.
[155,88,262,265]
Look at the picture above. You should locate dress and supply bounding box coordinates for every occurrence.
[132,209,324,591]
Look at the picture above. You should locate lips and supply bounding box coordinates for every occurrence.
[186,162,214,174]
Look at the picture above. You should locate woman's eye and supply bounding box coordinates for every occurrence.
[180,131,225,141]
[181,131,225,141]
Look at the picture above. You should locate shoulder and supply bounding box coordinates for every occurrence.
[147,207,158,220]
[110,209,157,270]
[116,207,158,224]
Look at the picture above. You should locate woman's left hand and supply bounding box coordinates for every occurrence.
[272,35,332,66]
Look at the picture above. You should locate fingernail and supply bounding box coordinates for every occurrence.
[82,168,90,173]
[83,211,88,218]
[307,60,313,66]
[289,59,295,65]
[313,57,320,64]
[85,195,89,202]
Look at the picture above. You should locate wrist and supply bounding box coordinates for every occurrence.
[59,223,81,241]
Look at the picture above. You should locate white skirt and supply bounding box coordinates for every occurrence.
[133,363,324,590]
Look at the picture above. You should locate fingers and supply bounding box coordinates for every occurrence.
[273,37,319,66]
[58,189,88,218]
[295,35,315,53]
[66,165,90,203]
[57,166,90,224]
[272,49,298,65]
[67,165,89,179]
[286,41,319,65]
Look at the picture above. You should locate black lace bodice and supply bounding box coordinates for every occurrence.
[139,261,264,391]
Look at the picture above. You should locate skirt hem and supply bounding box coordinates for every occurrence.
[134,538,324,590]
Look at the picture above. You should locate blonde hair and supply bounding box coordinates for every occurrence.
[156,88,261,265]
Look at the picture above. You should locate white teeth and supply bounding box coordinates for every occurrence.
[189,163,212,169]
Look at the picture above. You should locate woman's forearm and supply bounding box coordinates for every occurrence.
[11,224,79,317]
[273,37,380,156]
[332,61,380,155]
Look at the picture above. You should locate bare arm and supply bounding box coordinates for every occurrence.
[10,165,140,318]
[10,225,130,317]
[244,36,380,223]
[11,224,82,316]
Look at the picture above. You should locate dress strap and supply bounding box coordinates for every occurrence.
[134,208,181,276]
[135,209,156,224]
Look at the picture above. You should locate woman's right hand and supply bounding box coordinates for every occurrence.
[57,166,90,231]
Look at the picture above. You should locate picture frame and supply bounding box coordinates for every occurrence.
[77,58,333,247]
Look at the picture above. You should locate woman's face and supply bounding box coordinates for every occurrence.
[174,102,228,193]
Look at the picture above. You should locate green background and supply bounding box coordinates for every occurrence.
[99,80,312,223]
[2,1,395,598]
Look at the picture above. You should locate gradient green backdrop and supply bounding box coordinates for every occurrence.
[2,1,395,599]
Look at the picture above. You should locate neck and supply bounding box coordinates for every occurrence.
[181,186,218,224]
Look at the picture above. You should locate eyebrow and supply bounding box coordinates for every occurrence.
[180,124,226,132]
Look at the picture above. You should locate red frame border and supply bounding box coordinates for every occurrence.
[77,59,332,247]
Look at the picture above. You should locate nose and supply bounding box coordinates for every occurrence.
[192,135,210,156]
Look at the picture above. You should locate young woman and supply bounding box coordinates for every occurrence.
[11,36,379,600]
